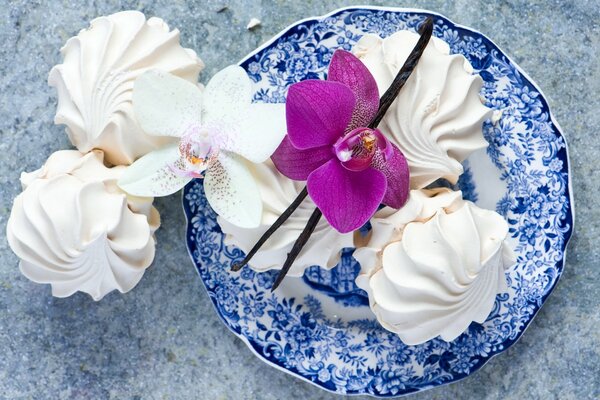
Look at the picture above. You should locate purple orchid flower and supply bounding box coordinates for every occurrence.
[272,50,410,233]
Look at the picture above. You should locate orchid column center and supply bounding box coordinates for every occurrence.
[334,127,386,172]
[177,127,219,177]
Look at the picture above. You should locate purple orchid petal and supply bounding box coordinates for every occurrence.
[271,136,333,181]
[328,50,380,131]
[372,142,410,209]
[307,159,386,233]
[286,80,355,149]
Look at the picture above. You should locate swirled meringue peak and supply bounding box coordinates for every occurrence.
[354,31,492,189]
[355,190,515,345]
[353,188,463,274]
[219,160,353,277]
[48,11,204,165]
[6,150,160,301]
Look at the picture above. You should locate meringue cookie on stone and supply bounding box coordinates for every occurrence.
[355,191,515,345]
[6,150,160,301]
[354,30,492,189]
[218,160,353,277]
[48,11,204,166]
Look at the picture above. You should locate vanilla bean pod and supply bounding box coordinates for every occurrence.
[232,187,308,271]
[234,17,434,287]
[267,18,434,288]
[271,208,322,291]
[368,17,433,129]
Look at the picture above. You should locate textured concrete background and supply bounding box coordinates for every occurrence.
[0,1,598,399]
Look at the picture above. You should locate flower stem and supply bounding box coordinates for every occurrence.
[368,17,434,129]
[271,208,322,291]
[231,186,308,271]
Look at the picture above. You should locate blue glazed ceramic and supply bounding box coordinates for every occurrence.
[183,7,573,397]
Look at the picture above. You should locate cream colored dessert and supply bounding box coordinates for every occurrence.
[353,189,464,267]
[48,11,204,166]
[6,150,160,301]
[355,189,515,345]
[218,160,353,277]
[354,30,492,189]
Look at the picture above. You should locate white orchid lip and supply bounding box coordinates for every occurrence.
[172,128,220,178]
[118,66,287,229]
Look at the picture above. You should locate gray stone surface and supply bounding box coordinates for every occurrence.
[0,0,598,398]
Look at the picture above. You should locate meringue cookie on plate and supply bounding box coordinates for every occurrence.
[218,160,353,277]
[355,191,515,345]
[48,11,204,166]
[354,30,492,189]
[353,188,463,273]
[6,150,160,301]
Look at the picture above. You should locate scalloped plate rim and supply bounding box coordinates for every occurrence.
[181,6,574,397]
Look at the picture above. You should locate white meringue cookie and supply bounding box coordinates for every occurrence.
[6,150,160,301]
[354,31,492,189]
[48,11,205,166]
[355,191,514,345]
[218,160,353,277]
[353,188,463,273]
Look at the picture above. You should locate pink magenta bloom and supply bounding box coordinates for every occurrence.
[272,50,410,233]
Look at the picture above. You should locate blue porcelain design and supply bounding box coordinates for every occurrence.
[183,7,573,397]
[457,159,478,203]
[302,249,368,307]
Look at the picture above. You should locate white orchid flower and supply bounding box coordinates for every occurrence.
[118,66,286,228]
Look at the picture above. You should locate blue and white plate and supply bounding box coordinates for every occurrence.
[183,7,573,397]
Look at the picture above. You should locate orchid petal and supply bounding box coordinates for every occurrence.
[374,143,411,209]
[286,80,355,149]
[328,50,380,130]
[307,160,386,233]
[204,151,262,228]
[202,65,252,118]
[216,103,287,163]
[271,136,332,181]
[201,65,251,132]
[235,102,286,162]
[133,70,203,138]
[118,143,191,197]
[201,66,286,162]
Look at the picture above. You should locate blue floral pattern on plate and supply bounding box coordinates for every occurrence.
[182,7,573,397]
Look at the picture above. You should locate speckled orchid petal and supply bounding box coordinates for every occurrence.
[307,159,386,233]
[328,50,379,131]
[201,66,286,163]
[271,136,332,181]
[234,102,287,162]
[133,70,203,138]
[208,104,286,163]
[118,143,191,197]
[286,80,355,150]
[204,151,262,228]
[202,65,252,120]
